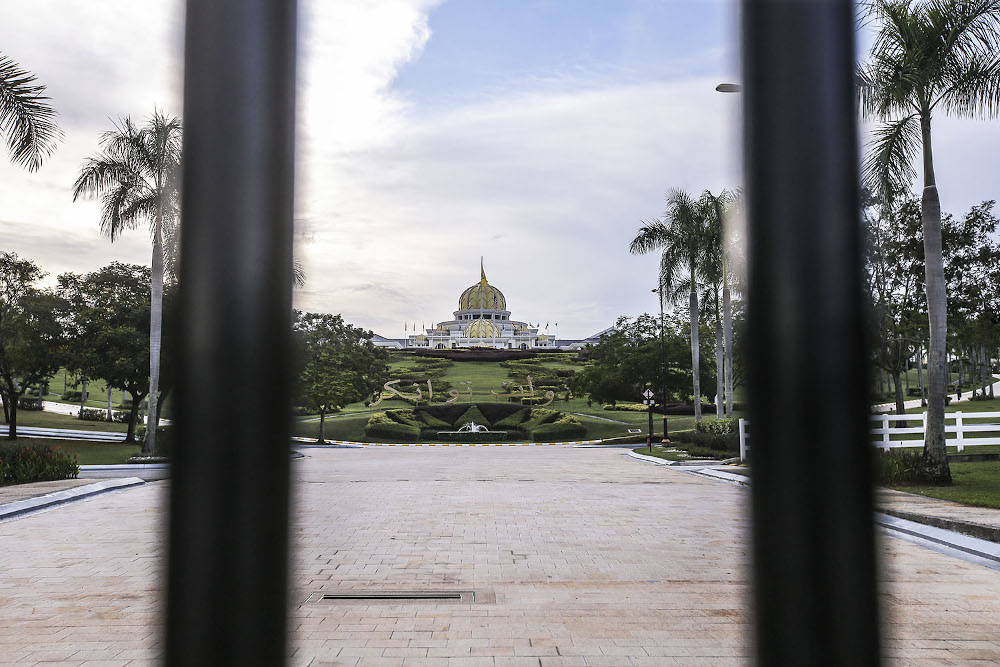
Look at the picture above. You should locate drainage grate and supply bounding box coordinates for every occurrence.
[306,590,481,604]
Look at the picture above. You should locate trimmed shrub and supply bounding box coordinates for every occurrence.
[17,397,42,411]
[532,415,587,442]
[875,449,932,486]
[62,390,83,402]
[80,407,129,423]
[522,408,560,430]
[437,430,509,442]
[417,412,452,429]
[495,408,529,428]
[453,405,491,429]
[387,409,424,428]
[673,430,739,453]
[696,418,740,436]
[364,412,420,441]
[603,403,647,412]
[0,442,79,485]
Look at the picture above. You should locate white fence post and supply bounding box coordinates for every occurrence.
[739,418,747,462]
[881,413,890,449]
[955,411,964,453]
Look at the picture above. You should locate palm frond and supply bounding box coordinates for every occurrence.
[862,114,921,203]
[0,54,62,171]
[629,219,669,255]
[937,51,1000,116]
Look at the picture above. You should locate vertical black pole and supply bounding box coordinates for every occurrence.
[742,1,880,664]
[167,0,297,665]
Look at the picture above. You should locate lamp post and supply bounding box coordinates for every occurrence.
[652,287,669,442]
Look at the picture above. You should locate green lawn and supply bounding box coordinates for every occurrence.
[631,444,734,462]
[3,437,141,465]
[5,409,128,433]
[892,461,1000,509]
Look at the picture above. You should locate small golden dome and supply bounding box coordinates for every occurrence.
[463,319,502,338]
[415,334,427,341]
[458,262,506,311]
[537,334,549,341]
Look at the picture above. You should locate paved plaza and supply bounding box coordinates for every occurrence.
[2,447,1000,665]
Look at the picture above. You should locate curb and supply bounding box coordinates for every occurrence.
[291,437,603,448]
[0,477,145,521]
[875,512,1000,570]
[879,508,1000,544]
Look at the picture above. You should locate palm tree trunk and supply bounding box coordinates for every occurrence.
[917,342,926,406]
[80,378,87,418]
[689,287,702,422]
[920,113,951,483]
[723,284,733,417]
[715,320,724,418]
[143,209,164,457]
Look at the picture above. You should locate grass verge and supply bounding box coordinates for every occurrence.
[1,437,140,465]
[891,461,1000,509]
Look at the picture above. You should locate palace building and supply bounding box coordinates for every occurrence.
[372,262,610,351]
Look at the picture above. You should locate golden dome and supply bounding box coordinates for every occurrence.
[537,334,549,341]
[458,263,506,311]
[415,334,427,341]
[463,319,502,338]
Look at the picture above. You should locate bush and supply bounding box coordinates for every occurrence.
[364,412,420,441]
[876,449,932,486]
[62,390,83,402]
[436,430,509,442]
[417,412,452,429]
[134,425,175,457]
[696,418,740,436]
[509,395,551,406]
[673,430,739,453]
[387,409,424,428]
[532,415,587,442]
[17,397,42,411]
[453,405,491,428]
[495,408,529,428]
[603,403,648,412]
[522,408,560,430]
[0,442,79,485]
[80,407,129,423]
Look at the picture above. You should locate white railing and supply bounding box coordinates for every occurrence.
[870,411,1000,452]
[738,411,1000,461]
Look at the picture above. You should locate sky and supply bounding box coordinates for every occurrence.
[2,0,999,340]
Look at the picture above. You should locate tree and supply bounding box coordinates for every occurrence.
[293,312,389,444]
[0,54,61,171]
[59,264,152,443]
[859,0,1000,483]
[0,252,64,438]
[630,189,712,420]
[72,111,181,456]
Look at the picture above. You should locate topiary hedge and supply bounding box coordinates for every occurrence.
[453,405,491,428]
[532,415,587,441]
[364,412,420,441]
[0,442,79,485]
[696,418,740,436]
[495,408,529,428]
[522,408,560,430]
[673,429,739,453]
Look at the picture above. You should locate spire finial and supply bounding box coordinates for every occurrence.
[480,256,487,285]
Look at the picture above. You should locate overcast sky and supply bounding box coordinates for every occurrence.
[2,1,999,339]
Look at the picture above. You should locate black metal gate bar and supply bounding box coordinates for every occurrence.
[166,0,297,664]
[742,1,880,664]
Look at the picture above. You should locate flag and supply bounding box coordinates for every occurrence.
[545,322,549,329]
[404,322,407,331]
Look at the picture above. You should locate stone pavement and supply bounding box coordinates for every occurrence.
[1,447,1000,665]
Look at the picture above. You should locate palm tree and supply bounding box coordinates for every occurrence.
[859,0,1000,483]
[0,54,61,170]
[631,189,711,421]
[701,189,740,418]
[72,111,181,456]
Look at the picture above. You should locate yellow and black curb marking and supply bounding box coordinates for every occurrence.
[292,437,603,448]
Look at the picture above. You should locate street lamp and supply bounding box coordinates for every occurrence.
[652,287,669,442]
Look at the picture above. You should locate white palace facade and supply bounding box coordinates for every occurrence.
[372,262,609,351]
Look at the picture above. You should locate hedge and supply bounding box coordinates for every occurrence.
[453,405,491,428]
[696,418,740,436]
[436,430,509,442]
[17,397,43,411]
[522,408,560,430]
[494,408,529,428]
[673,430,739,453]
[387,409,424,428]
[134,426,175,457]
[80,407,130,423]
[0,442,79,485]
[364,413,420,441]
[417,412,452,429]
[532,417,587,442]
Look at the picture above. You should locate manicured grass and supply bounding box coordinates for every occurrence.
[892,461,1000,509]
[5,409,128,433]
[1,437,140,465]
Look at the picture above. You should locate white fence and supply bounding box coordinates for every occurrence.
[738,411,1000,461]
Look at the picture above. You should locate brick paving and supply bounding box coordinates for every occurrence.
[1,447,1000,665]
